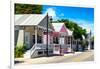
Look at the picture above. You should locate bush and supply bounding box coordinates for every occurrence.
[81,40,88,51]
[15,45,26,58]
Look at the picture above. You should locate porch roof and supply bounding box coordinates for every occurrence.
[15,14,46,26]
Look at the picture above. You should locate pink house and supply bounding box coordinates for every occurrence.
[52,23,73,54]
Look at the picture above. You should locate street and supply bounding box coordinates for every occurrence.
[60,50,94,63]
[15,50,94,65]
[14,50,94,69]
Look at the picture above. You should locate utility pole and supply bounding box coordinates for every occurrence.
[46,13,49,56]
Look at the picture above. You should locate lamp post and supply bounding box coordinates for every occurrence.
[46,13,49,56]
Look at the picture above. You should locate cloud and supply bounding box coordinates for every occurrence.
[79,23,94,35]
[45,8,56,17]
[44,8,59,20]
[68,18,94,35]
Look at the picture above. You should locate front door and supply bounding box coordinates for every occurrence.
[59,37,64,44]
[25,32,30,49]
[53,45,60,54]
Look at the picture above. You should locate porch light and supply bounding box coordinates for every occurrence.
[49,16,52,23]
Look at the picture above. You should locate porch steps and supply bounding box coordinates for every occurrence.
[24,50,31,58]
[24,49,39,58]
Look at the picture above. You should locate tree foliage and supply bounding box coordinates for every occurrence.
[54,19,87,40]
[15,3,43,14]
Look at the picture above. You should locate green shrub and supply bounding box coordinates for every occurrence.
[81,40,88,51]
[15,45,26,58]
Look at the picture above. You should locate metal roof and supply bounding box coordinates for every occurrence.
[52,23,64,32]
[15,14,46,26]
[52,23,73,36]
[66,28,73,36]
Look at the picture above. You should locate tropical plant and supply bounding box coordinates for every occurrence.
[15,45,26,58]
[81,39,88,51]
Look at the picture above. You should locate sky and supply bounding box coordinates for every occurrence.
[42,5,94,35]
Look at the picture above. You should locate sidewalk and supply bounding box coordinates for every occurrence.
[15,52,83,65]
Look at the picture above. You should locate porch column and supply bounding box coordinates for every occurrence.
[16,26,24,47]
[66,36,68,44]
[35,27,37,44]
[16,29,24,47]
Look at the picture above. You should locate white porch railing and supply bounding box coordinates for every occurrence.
[30,43,54,56]
[30,43,37,56]
[61,44,71,48]
[29,43,75,57]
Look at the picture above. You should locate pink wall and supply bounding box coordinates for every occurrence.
[43,32,53,44]
[60,25,67,33]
